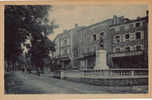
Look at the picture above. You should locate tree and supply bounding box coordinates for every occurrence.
[5,5,56,72]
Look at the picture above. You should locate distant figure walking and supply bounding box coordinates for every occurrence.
[22,65,25,72]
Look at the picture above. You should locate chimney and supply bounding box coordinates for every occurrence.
[113,15,117,25]
[64,29,68,33]
[117,17,121,24]
[120,16,124,23]
[137,16,141,20]
[75,24,78,28]
[146,10,149,17]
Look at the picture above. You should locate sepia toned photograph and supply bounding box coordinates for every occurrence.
[4,4,148,94]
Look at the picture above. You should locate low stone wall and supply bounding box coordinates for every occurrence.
[53,69,148,86]
[64,77,148,86]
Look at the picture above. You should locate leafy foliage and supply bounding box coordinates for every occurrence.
[5,5,56,69]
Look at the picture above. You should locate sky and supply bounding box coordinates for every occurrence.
[48,4,148,40]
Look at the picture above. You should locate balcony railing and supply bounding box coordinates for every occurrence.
[112,39,144,46]
[111,51,143,57]
[83,52,96,57]
[55,54,70,58]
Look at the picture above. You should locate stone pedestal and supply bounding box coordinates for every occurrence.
[94,50,109,70]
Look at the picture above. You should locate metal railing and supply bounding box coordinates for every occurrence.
[110,51,143,57]
[56,68,148,79]
[82,68,148,78]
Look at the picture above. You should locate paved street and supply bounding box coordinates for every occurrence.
[5,71,148,94]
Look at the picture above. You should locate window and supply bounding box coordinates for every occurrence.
[67,39,69,45]
[136,32,141,39]
[115,35,121,43]
[64,39,67,45]
[125,25,129,30]
[136,46,142,51]
[64,49,67,55]
[100,39,104,43]
[87,48,90,52]
[100,44,104,48]
[116,39,120,43]
[125,47,130,52]
[93,34,96,41]
[100,32,104,36]
[116,48,120,53]
[110,28,115,32]
[143,21,147,26]
[129,24,133,28]
[115,35,120,43]
[77,48,79,56]
[100,37,104,44]
[136,22,140,27]
[74,48,78,57]
[67,48,70,54]
[61,41,63,47]
[120,26,124,31]
[125,34,129,39]
[100,32,104,42]
[116,35,120,39]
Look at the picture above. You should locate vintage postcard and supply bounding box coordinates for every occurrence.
[0,0,152,99]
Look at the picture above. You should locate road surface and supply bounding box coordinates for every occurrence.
[5,71,148,94]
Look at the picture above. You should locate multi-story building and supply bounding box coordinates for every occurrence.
[109,12,148,68]
[53,11,148,70]
[53,25,84,69]
[53,30,71,69]
[72,16,127,70]
[74,19,113,70]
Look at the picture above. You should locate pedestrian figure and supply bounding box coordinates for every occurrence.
[22,65,25,72]
[36,67,41,76]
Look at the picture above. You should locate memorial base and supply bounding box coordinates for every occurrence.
[94,50,109,70]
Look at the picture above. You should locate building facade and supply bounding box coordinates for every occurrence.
[109,14,148,68]
[74,19,113,70]
[53,25,84,69]
[53,12,148,70]
[70,16,126,70]
[53,30,71,69]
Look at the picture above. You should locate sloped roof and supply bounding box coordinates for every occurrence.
[110,16,148,27]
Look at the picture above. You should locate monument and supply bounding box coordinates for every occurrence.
[94,50,109,70]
